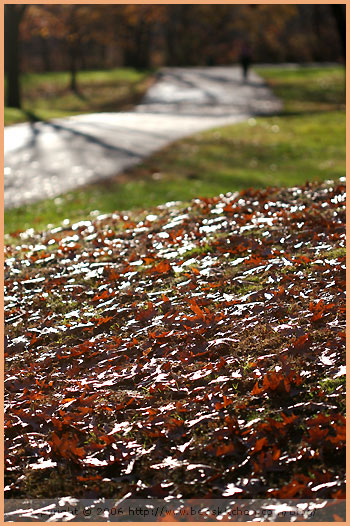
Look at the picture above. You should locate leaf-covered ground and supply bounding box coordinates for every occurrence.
[5,179,345,505]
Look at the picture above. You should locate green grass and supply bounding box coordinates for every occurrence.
[254,65,345,114]
[5,66,345,236]
[4,68,153,126]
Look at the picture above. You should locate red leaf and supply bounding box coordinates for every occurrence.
[30,333,38,345]
[281,412,298,425]
[271,479,306,498]
[50,432,85,461]
[136,302,156,321]
[293,334,309,348]
[308,427,329,443]
[96,316,114,326]
[263,372,280,391]
[77,475,102,481]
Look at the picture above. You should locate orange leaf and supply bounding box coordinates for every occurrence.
[154,261,171,274]
[251,437,268,454]
[96,316,114,326]
[107,269,120,280]
[72,446,85,458]
[77,475,102,482]
[333,514,345,522]
[223,395,233,408]
[308,427,329,442]
[273,479,306,498]
[50,432,85,460]
[272,448,281,461]
[293,334,309,348]
[281,412,298,425]
[189,302,205,319]
[332,490,346,500]
[144,256,156,265]
[30,333,38,345]
[284,378,290,393]
[251,381,263,395]
[216,442,235,456]
[59,398,76,404]
[263,372,280,391]
[77,406,93,415]
[136,302,156,321]
[78,393,99,406]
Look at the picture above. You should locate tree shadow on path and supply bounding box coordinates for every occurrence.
[20,110,141,159]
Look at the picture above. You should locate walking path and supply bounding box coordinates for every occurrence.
[4,67,282,209]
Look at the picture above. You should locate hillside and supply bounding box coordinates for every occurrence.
[5,178,345,520]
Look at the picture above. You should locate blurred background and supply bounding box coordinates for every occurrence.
[5,4,345,115]
[4,4,346,235]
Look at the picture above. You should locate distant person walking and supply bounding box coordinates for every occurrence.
[240,42,252,82]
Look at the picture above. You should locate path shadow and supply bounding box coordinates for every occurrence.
[191,70,266,88]
[23,110,41,151]
[16,110,141,159]
[141,69,279,115]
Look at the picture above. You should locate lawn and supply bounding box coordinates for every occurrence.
[254,65,345,114]
[4,65,345,237]
[4,68,153,126]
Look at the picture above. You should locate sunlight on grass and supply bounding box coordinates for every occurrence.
[254,66,345,113]
[4,66,345,235]
[4,68,153,126]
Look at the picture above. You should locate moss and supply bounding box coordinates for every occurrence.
[181,244,213,260]
[318,246,345,260]
[318,376,345,393]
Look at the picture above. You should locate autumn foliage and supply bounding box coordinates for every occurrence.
[5,179,345,511]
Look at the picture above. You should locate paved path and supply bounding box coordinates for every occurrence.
[4,67,282,209]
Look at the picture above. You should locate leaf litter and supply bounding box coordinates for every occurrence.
[5,179,345,511]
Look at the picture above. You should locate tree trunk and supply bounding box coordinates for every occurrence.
[4,5,27,108]
[330,5,346,60]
